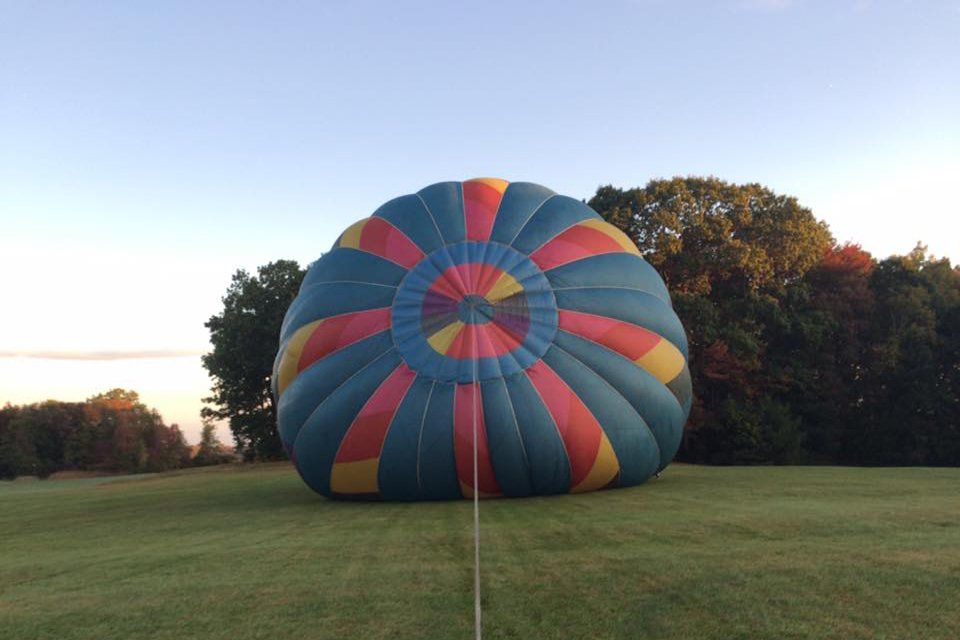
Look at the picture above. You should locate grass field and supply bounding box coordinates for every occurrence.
[2,464,958,640]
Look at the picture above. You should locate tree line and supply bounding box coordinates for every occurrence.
[204,177,959,466]
[0,389,232,479]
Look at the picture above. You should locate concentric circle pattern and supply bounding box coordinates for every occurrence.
[273,178,692,500]
[392,242,558,383]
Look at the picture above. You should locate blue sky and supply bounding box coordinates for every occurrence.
[1,0,958,441]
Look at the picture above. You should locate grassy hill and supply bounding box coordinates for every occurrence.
[2,463,958,640]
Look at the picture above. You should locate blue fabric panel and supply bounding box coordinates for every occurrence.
[416,382,462,500]
[667,365,694,421]
[279,282,396,343]
[488,182,556,245]
[541,345,661,486]
[277,331,395,450]
[417,181,465,245]
[553,331,685,471]
[546,253,671,306]
[292,350,402,496]
[373,194,445,254]
[553,288,689,359]
[480,377,534,497]
[377,376,436,501]
[504,371,571,495]
[510,195,601,255]
[301,248,407,289]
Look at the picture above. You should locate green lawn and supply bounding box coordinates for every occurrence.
[1,464,958,640]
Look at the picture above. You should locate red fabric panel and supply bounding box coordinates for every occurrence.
[557,309,661,360]
[334,364,417,463]
[454,382,501,495]
[524,360,603,489]
[360,217,424,268]
[530,224,627,270]
[463,181,503,242]
[297,308,393,372]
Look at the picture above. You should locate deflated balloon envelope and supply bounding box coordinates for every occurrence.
[273,179,692,500]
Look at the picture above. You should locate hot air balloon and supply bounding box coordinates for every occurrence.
[273,179,692,500]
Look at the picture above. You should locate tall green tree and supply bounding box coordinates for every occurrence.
[193,421,234,466]
[0,404,35,479]
[202,260,305,460]
[853,247,960,465]
[590,177,833,463]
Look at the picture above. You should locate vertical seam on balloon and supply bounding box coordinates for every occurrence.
[549,339,665,466]
[543,284,679,318]
[371,367,419,496]
[302,248,408,288]
[500,376,533,486]
[328,362,408,474]
[281,284,395,341]
[298,280,398,289]
[504,194,558,247]
[542,253,669,297]
[459,181,468,247]
[285,326,393,381]
[521,365,575,491]
[370,217,427,264]
[415,380,437,494]
[524,216,600,257]
[374,203,441,256]
[416,192,471,335]
[533,355,622,490]
[336,246,416,270]
[415,193,448,246]
[556,328,685,413]
[550,284,665,299]
[486,181,507,243]
[290,347,397,455]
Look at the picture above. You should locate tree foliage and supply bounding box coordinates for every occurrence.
[591,178,959,466]
[0,390,190,479]
[202,260,305,460]
[193,421,235,467]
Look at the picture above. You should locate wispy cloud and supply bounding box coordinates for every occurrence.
[0,350,205,361]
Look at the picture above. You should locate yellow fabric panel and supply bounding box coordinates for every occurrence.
[580,219,641,256]
[276,319,324,396]
[330,458,380,494]
[635,339,686,384]
[427,321,464,354]
[571,432,620,493]
[338,218,368,249]
[485,272,523,303]
[467,177,510,194]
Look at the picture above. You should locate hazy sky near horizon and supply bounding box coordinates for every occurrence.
[2,0,958,443]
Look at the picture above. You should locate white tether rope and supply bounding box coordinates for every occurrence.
[472,334,482,640]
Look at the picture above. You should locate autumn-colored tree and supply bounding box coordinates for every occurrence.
[0,390,190,478]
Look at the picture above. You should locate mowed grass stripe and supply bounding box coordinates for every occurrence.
[1,464,958,639]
